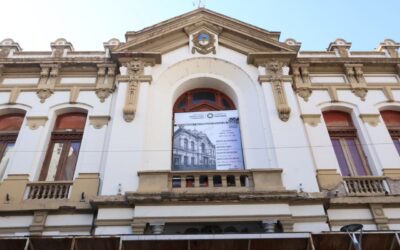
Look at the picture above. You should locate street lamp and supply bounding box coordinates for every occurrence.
[340,224,363,250]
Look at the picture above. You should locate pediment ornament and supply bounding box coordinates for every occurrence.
[192,30,216,55]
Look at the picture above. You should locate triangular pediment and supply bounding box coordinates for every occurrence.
[113,8,300,55]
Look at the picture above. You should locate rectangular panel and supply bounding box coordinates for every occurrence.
[173,110,244,171]
[2,78,39,85]
[60,77,96,84]
[310,75,347,84]
[364,75,399,84]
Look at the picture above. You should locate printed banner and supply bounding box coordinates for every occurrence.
[173,110,244,171]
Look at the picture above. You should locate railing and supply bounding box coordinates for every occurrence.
[169,171,254,191]
[343,176,389,196]
[26,181,73,200]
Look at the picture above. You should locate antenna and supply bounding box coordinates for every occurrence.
[192,0,205,8]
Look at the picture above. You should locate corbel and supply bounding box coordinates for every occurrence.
[369,204,389,230]
[262,60,291,122]
[248,52,296,122]
[112,52,161,122]
[344,64,368,101]
[300,114,321,127]
[36,64,59,103]
[291,63,312,101]
[95,64,116,103]
[359,114,380,127]
[89,116,111,129]
[26,116,48,130]
[29,211,48,235]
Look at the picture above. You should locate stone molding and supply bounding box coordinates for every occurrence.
[26,116,48,130]
[89,116,111,129]
[383,169,400,179]
[300,114,321,127]
[359,114,381,127]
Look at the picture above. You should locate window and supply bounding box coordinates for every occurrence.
[39,112,87,181]
[173,88,235,113]
[381,110,400,154]
[323,111,371,176]
[0,114,24,179]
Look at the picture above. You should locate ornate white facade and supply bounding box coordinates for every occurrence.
[0,8,399,250]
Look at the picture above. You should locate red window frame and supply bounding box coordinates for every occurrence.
[39,112,87,181]
[323,111,371,176]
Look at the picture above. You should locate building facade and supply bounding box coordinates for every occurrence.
[0,8,400,250]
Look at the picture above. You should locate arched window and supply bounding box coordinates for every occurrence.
[0,114,24,179]
[39,112,87,181]
[323,111,371,176]
[174,88,235,112]
[172,88,244,171]
[381,110,400,154]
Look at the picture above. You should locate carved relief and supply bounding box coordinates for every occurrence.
[265,61,291,122]
[0,48,10,57]
[191,30,216,55]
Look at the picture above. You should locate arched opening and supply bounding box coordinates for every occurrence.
[323,111,371,176]
[172,88,244,171]
[0,113,25,179]
[39,112,87,181]
[381,110,400,154]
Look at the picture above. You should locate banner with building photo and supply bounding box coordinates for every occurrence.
[173,110,244,171]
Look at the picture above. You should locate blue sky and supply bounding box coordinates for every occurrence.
[1,0,399,51]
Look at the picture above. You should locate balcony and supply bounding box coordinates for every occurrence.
[343,176,389,196]
[26,181,72,200]
[137,169,285,193]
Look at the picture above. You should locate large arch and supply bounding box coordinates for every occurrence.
[143,57,272,171]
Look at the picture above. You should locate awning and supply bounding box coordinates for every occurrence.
[0,232,398,250]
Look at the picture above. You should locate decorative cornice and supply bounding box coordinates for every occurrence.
[359,114,380,127]
[26,116,48,130]
[89,116,111,129]
[301,114,321,127]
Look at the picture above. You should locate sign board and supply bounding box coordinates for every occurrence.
[172,110,244,171]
